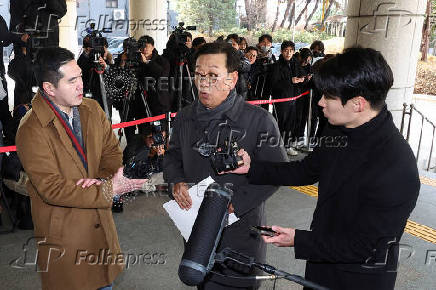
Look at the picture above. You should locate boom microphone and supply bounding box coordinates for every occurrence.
[178,183,232,286]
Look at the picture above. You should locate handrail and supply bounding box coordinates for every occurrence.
[400,103,436,171]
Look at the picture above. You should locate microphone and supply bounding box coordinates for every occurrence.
[178,183,232,286]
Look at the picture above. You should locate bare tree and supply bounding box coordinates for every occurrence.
[305,0,320,30]
[287,1,296,30]
[244,0,268,31]
[271,1,281,31]
[295,0,312,26]
[421,0,432,61]
[280,0,294,29]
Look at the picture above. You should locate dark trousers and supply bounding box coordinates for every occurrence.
[275,101,298,146]
[295,94,310,138]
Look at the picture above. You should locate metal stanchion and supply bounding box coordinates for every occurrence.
[301,89,313,153]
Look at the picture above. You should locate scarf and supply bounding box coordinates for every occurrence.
[41,91,87,170]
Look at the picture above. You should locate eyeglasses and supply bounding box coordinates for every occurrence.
[246,53,257,59]
[194,72,226,84]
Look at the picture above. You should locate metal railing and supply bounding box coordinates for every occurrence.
[400,103,436,171]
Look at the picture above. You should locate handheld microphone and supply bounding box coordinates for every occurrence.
[178,183,232,286]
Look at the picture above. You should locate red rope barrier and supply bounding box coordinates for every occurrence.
[0,91,310,153]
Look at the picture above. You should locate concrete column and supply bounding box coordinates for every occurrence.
[129,0,168,53]
[59,0,79,57]
[345,0,427,126]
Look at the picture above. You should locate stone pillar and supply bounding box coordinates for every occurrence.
[129,0,168,53]
[345,0,427,126]
[59,0,79,57]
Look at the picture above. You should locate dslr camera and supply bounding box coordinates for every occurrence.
[123,147,154,179]
[198,138,243,174]
[151,121,165,147]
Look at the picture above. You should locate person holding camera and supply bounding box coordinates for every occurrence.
[119,35,170,147]
[77,35,111,117]
[164,42,287,289]
[229,48,420,290]
[0,15,29,143]
[15,47,148,290]
[249,34,276,101]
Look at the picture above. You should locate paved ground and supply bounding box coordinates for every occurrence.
[1,167,435,289]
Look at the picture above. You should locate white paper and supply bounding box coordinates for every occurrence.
[163,176,239,240]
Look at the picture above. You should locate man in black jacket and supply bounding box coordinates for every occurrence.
[231,47,420,290]
[0,15,29,144]
[270,41,305,154]
[121,35,170,145]
[164,42,287,289]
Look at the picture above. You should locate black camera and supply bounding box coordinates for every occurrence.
[124,37,142,68]
[198,138,243,174]
[210,140,243,174]
[151,121,165,146]
[123,147,154,179]
[172,22,196,46]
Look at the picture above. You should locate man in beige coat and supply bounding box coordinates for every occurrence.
[16,47,146,290]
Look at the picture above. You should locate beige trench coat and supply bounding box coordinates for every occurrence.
[16,93,124,290]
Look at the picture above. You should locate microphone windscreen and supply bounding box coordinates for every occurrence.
[178,183,232,286]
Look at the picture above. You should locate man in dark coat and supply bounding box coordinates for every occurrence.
[270,41,305,153]
[163,42,287,289]
[121,35,170,145]
[231,47,420,290]
[0,15,29,143]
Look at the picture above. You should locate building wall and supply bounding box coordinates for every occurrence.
[76,0,129,43]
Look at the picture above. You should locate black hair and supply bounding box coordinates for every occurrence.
[185,32,192,40]
[281,40,295,51]
[195,42,240,73]
[214,36,225,43]
[310,40,324,53]
[226,34,239,43]
[138,35,154,49]
[258,34,272,44]
[123,37,137,51]
[298,48,313,62]
[245,46,258,53]
[314,47,393,111]
[238,37,247,45]
[192,37,206,48]
[33,47,75,89]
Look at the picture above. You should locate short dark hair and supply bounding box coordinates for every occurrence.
[314,47,393,111]
[138,35,154,49]
[226,34,239,43]
[310,40,324,53]
[33,47,75,89]
[298,48,313,62]
[215,36,225,43]
[245,46,258,53]
[281,40,295,51]
[195,42,240,73]
[123,37,137,51]
[192,37,206,48]
[258,34,272,44]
